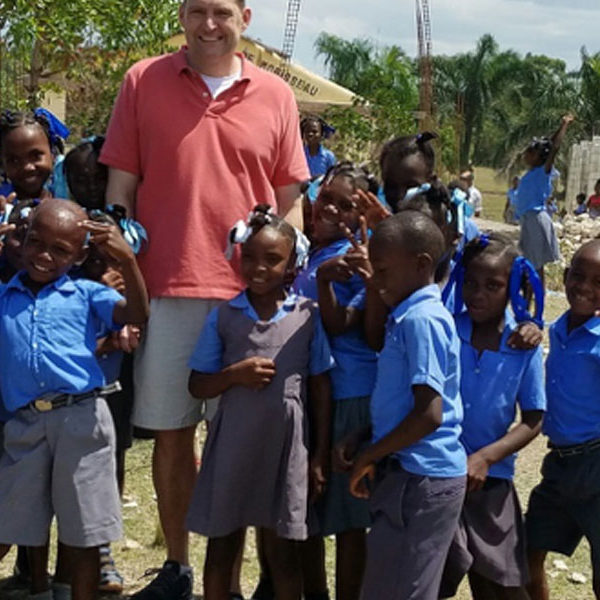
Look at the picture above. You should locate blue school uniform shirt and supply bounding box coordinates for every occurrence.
[188,291,334,376]
[457,311,545,479]
[292,238,377,400]
[507,188,518,206]
[304,145,336,178]
[543,312,600,446]
[370,284,466,477]
[0,272,123,412]
[515,166,554,218]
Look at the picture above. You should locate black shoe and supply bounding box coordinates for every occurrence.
[131,561,193,600]
[251,577,275,600]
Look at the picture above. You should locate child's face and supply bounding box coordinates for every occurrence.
[241,226,294,296]
[369,237,422,307]
[303,121,322,147]
[312,176,359,244]
[462,253,511,325]
[381,154,430,211]
[565,245,600,322]
[22,206,87,286]
[67,148,107,210]
[523,148,543,168]
[1,125,53,199]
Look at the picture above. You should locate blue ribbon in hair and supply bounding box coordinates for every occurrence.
[403,182,432,203]
[105,204,148,255]
[509,256,544,328]
[450,187,474,236]
[34,108,70,147]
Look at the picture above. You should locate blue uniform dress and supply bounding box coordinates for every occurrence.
[440,312,546,594]
[0,272,124,547]
[186,291,334,540]
[515,166,560,269]
[361,284,467,600]
[293,238,377,534]
[304,145,336,178]
[527,313,600,562]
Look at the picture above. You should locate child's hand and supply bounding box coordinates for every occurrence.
[562,114,575,126]
[349,454,376,499]
[507,322,543,350]
[0,192,16,216]
[317,255,353,283]
[309,454,329,504]
[342,217,373,283]
[101,267,126,294]
[355,189,390,230]
[332,430,362,472]
[80,220,135,265]
[231,356,276,390]
[115,325,141,353]
[467,451,491,492]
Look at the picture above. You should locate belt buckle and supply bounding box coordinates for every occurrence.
[34,399,54,412]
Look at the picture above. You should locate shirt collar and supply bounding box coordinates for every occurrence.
[173,47,252,82]
[228,290,298,320]
[389,284,441,324]
[4,271,76,295]
[555,311,600,338]
[456,310,519,353]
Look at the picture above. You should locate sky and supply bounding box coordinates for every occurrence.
[246,0,600,78]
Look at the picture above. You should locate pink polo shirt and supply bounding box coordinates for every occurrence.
[101,48,309,299]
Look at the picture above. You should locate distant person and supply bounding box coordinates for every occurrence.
[514,114,573,289]
[460,170,483,217]
[588,179,600,219]
[546,197,559,218]
[301,116,336,178]
[503,176,520,225]
[575,192,588,215]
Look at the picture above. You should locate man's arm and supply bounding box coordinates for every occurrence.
[106,168,139,218]
[275,182,304,230]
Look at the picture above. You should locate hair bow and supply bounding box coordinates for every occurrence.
[225,220,252,260]
[34,108,70,147]
[294,228,310,269]
[104,204,148,254]
[450,187,474,235]
[509,257,544,328]
[403,182,432,203]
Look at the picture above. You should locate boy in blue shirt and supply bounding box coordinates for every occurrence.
[342,210,466,600]
[0,198,149,600]
[527,239,600,600]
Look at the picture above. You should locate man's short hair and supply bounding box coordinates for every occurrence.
[182,0,245,6]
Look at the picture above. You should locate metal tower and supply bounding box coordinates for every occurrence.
[416,0,434,130]
[282,0,302,59]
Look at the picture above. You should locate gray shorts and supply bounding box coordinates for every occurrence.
[133,297,223,430]
[360,461,465,600]
[0,397,122,548]
[440,478,528,596]
[526,448,600,563]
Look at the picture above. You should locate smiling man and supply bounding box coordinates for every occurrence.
[100,1,309,598]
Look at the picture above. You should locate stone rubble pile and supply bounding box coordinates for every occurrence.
[554,213,600,264]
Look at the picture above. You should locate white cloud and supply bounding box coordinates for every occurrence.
[246,0,600,78]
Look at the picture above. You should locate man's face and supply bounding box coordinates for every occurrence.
[180,0,251,63]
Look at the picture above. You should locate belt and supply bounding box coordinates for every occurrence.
[26,381,122,413]
[549,437,600,458]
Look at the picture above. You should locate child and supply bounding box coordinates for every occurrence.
[588,179,600,219]
[515,114,574,288]
[186,205,334,600]
[293,162,378,600]
[0,198,149,600]
[343,210,467,600]
[64,136,108,211]
[301,116,336,178]
[526,239,600,600]
[0,110,58,203]
[574,192,588,216]
[439,234,546,600]
[504,176,520,224]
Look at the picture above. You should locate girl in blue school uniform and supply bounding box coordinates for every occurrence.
[293,162,379,600]
[301,116,336,178]
[439,233,546,600]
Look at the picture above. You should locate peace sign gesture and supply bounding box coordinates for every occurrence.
[341,216,373,283]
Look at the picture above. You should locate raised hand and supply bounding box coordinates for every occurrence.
[80,220,135,265]
[317,255,354,283]
[355,189,390,230]
[342,216,373,282]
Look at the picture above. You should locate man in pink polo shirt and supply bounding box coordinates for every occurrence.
[101,0,309,597]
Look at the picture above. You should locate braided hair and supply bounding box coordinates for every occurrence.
[380,131,437,177]
[0,110,60,155]
[247,204,297,247]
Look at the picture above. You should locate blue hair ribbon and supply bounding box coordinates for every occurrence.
[34,108,70,146]
[450,187,474,236]
[509,257,544,328]
[403,182,432,203]
[104,204,148,255]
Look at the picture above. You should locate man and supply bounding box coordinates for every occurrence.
[460,170,483,217]
[100,1,309,598]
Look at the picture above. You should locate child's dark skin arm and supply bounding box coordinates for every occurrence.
[188,357,276,398]
[467,410,543,492]
[349,385,443,498]
[332,425,372,472]
[507,322,543,349]
[308,373,332,503]
[316,258,362,335]
[545,114,574,173]
[81,221,149,325]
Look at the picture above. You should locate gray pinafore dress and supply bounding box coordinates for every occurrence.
[186,298,318,540]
